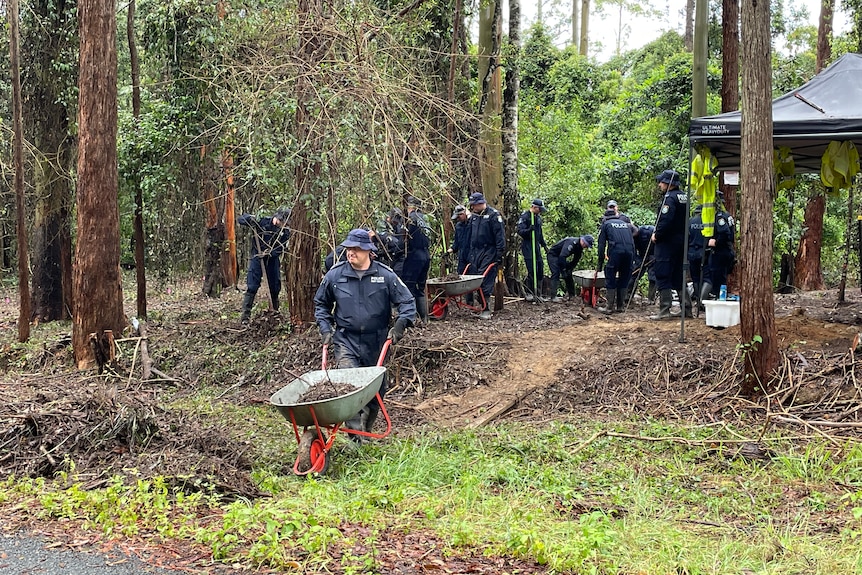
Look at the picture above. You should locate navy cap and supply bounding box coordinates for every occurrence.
[581,235,594,248]
[531,198,547,213]
[656,169,681,186]
[451,205,466,219]
[340,229,377,251]
[468,193,486,206]
[607,200,618,208]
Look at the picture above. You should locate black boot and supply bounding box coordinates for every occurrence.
[550,279,563,303]
[598,290,616,314]
[697,281,712,316]
[415,294,429,325]
[682,290,694,318]
[617,288,627,312]
[650,289,674,320]
[647,281,657,303]
[240,291,255,324]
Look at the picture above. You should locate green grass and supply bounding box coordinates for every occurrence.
[2,420,861,574]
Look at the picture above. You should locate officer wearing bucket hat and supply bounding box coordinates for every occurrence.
[447,205,471,274]
[547,235,593,302]
[314,229,416,437]
[467,193,506,319]
[517,199,549,302]
[237,207,291,325]
[650,169,690,320]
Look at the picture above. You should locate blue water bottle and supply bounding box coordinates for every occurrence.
[719,285,727,301]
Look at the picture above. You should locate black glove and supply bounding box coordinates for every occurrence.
[319,327,333,346]
[388,318,408,344]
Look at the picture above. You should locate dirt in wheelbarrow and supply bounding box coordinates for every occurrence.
[2,278,862,573]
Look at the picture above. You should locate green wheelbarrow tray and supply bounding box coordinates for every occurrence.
[270,366,386,427]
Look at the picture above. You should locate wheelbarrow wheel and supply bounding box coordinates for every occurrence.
[296,429,330,476]
[429,296,448,320]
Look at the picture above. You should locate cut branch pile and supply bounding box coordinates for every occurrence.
[520,345,862,444]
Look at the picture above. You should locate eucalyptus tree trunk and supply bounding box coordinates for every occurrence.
[288,0,326,326]
[739,0,778,395]
[685,0,695,50]
[9,0,30,342]
[127,0,147,319]
[571,0,579,47]
[477,0,503,206]
[73,0,125,369]
[579,0,590,55]
[26,0,76,324]
[502,0,521,284]
[721,0,740,290]
[794,0,833,291]
[691,0,708,118]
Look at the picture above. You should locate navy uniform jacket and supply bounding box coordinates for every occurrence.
[653,188,688,246]
[633,225,655,261]
[450,219,471,271]
[597,215,636,262]
[314,260,416,366]
[713,210,735,256]
[468,206,506,273]
[688,211,705,262]
[548,237,585,272]
[238,214,290,258]
[517,210,547,256]
[402,210,432,286]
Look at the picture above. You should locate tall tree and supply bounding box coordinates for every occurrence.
[579,0,590,56]
[685,0,695,50]
[10,0,30,342]
[720,0,740,288]
[739,0,778,393]
[478,0,503,206]
[287,0,328,326]
[691,0,708,117]
[571,0,580,48]
[25,0,77,323]
[793,0,833,291]
[73,0,125,368]
[502,0,521,282]
[127,0,147,319]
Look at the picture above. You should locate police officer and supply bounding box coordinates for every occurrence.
[314,229,416,437]
[517,199,548,301]
[601,200,632,224]
[447,204,471,274]
[237,208,291,324]
[467,192,506,319]
[650,169,690,320]
[402,196,433,324]
[700,192,736,302]
[547,235,594,302]
[378,208,407,276]
[688,205,706,308]
[596,209,637,313]
[629,224,656,302]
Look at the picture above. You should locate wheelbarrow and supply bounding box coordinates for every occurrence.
[426,263,494,320]
[572,269,605,307]
[270,340,393,476]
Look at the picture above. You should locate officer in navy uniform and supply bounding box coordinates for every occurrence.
[596,209,637,313]
[237,208,291,324]
[378,208,407,276]
[547,235,594,302]
[687,205,706,307]
[629,224,656,301]
[517,198,548,301]
[447,204,471,274]
[401,196,433,324]
[467,192,506,319]
[314,229,416,437]
[650,169,690,320]
[700,193,736,302]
